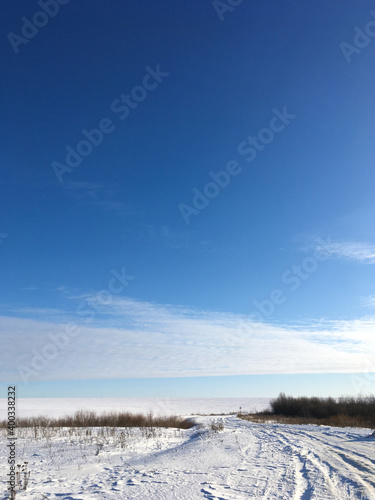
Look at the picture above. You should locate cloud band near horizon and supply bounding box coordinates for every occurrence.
[2,294,375,384]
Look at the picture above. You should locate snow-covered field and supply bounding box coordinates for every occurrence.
[0,397,271,420]
[2,412,375,499]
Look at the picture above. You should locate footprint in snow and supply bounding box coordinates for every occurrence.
[201,484,245,500]
[126,478,140,486]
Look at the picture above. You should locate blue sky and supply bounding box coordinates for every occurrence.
[1,0,375,398]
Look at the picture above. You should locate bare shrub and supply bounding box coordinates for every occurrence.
[251,393,375,428]
[0,410,195,430]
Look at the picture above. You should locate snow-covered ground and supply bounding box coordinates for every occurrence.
[2,414,375,499]
[0,397,271,420]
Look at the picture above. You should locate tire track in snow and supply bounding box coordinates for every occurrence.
[200,424,264,499]
[287,428,375,475]
[234,425,302,499]
[201,420,296,499]
[239,429,282,498]
[254,427,331,500]
[276,426,375,499]
[291,454,314,500]
[280,426,375,494]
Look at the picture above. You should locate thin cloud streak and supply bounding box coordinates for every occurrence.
[63,181,136,217]
[1,296,375,382]
[316,239,375,264]
[362,296,375,309]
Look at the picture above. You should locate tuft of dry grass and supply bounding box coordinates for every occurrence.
[210,421,224,432]
[0,410,195,430]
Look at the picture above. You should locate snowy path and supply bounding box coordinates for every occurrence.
[2,416,375,499]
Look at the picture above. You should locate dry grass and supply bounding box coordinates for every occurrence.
[239,413,375,428]
[0,410,195,430]
[210,421,224,432]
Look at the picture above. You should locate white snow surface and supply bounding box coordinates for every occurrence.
[2,414,375,499]
[0,397,271,420]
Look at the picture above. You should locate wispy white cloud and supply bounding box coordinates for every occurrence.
[140,225,193,249]
[361,296,375,309]
[64,181,136,216]
[1,295,375,383]
[315,238,375,264]
[139,225,216,252]
[6,306,66,318]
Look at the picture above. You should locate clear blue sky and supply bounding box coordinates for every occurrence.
[1,0,375,398]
